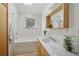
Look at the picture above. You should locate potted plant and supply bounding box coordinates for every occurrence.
[64,35,72,52]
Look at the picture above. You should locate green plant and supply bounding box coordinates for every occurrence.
[64,35,72,52]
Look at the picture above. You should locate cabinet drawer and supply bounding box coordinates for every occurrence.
[37,40,49,56]
[44,49,49,56]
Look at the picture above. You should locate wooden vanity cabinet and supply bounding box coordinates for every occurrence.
[37,40,49,56]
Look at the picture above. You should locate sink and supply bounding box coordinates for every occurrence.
[42,37,56,43]
[42,39,50,43]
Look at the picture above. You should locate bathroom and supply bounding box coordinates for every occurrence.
[8,3,79,56]
[0,3,79,56]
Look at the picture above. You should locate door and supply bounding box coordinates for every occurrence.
[0,3,8,56]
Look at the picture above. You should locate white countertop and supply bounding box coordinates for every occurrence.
[38,37,77,56]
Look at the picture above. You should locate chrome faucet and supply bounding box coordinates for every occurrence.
[49,36,56,42]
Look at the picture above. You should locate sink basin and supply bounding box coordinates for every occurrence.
[42,39,50,43]
[42,37,56,43]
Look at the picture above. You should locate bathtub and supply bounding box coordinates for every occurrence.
[13,37,38,56]
[14,37,37,43]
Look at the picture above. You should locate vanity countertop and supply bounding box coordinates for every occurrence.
[38,37,77,56]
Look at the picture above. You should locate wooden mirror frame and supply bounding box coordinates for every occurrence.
[46,3,69,28]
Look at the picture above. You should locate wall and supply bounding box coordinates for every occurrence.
[16,13,42,42]
[8,3,42,42]
[69,4,79,54]
[42,3,79,54]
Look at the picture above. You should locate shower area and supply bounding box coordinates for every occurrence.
[8,3,43,56]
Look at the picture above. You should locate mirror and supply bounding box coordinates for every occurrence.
[51,10,64,28]
[46,3,69,29]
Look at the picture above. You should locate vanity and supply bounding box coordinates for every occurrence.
[37,38,76,56]
[37,3,78,56]
[37,39,49,56]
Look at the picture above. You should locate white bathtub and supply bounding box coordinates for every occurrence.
[14,37,37,43]
[13,37,37,56]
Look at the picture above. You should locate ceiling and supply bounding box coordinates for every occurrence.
[15,3,47,15]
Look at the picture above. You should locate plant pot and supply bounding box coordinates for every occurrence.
[64,45,72,52]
